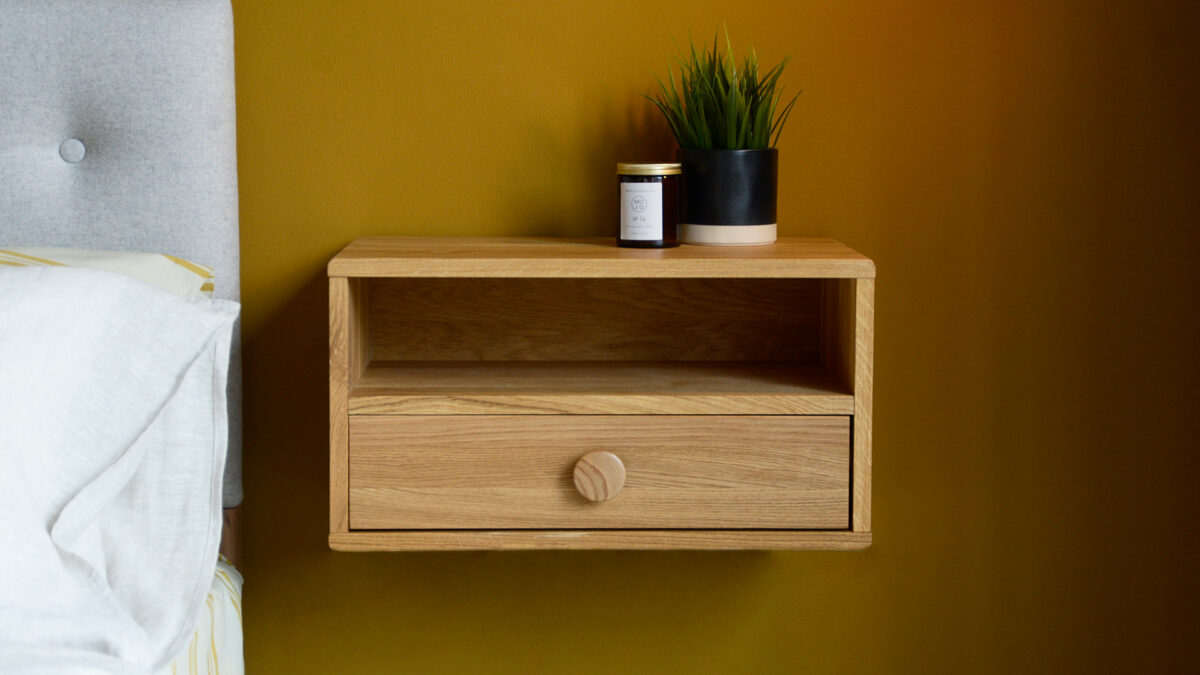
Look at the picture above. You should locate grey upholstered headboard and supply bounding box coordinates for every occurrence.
[0,0,243,507]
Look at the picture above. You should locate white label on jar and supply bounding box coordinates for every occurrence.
[620,182,663,240]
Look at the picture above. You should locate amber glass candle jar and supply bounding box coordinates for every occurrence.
[616,162,681,248]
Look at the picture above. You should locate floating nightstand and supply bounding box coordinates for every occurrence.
[329,237,874,551]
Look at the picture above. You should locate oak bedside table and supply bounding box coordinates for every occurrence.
[328,237,874,551]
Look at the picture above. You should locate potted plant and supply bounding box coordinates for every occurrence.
[648,31,799,245]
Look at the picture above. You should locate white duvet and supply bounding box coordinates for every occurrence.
[0,267,238,675]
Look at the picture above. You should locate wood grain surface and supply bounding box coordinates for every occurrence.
[329,530,872,551]
[368,277,821,362]
[348,415,850,530]
[573,451,626,502]
[349,361,853,415]
[853,278,874,532]
[328,277,351,533]
[328,237,876,278]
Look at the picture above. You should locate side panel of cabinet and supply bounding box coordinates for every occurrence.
[330,277,369,534]
[853,278,874,532]
[822,277,873,533]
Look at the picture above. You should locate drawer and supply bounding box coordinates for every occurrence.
[348,415,850,530]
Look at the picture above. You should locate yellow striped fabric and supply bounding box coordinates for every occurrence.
[158,558,243,675]
[0,250,65,266]
[0,247,214,298]
[163,254,215,280]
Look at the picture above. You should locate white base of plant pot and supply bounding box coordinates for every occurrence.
[681,223,777,246]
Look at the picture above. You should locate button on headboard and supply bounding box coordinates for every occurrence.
[0,0,243,507]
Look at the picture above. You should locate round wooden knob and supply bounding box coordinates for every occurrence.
[573,451,625,502]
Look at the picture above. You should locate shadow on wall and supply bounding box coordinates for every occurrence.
[242,268,331,569]
[503,92,676,238]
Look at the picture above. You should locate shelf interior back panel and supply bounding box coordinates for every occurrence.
[368,278,822,362]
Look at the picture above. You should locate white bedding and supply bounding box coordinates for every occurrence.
[157,558,243,675]
[0,267,239,674]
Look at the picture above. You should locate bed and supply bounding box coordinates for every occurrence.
[1,1,244,673]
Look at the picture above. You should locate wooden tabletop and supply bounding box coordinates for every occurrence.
[328,237,875,278]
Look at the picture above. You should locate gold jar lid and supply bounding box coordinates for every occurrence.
[616,162,682,176]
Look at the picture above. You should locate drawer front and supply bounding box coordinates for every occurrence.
[348,415,850,530]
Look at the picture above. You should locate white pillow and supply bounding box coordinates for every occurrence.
[0,247,214,298]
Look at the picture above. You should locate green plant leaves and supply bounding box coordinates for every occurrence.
[645,30,800,150]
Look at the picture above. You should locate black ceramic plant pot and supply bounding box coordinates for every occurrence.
[677,148,778,245]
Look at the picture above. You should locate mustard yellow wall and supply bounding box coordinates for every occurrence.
[233,1,1200,672]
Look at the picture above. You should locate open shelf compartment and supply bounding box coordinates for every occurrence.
[341,276,862,416]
